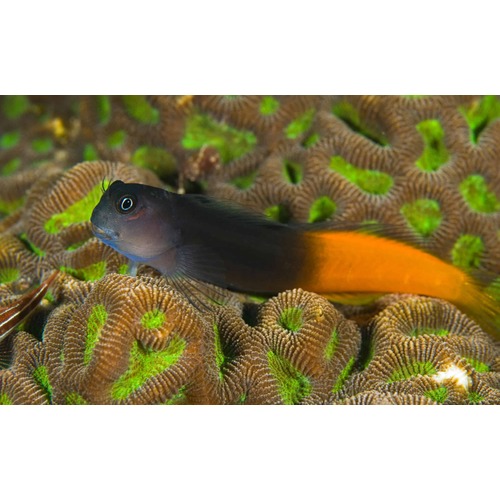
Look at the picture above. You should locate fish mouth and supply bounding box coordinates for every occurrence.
[91,223,119,241]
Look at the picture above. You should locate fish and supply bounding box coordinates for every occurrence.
[90,181,500,337]
[0,270,59,344]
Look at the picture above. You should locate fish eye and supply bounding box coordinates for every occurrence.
[116,194,137,214]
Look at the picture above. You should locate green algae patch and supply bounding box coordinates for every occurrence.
[283,160,303,184]
[410,327,449,337]
[285,109,315,139]
[460,95,500,144]
[0,130,21,149]
[84,304,108,365]
[31,137,53,154]
[308,195,336,223]
[459,174,500,213]
[415,119,449,172]
[106,129,127,149]
[260,96,280,116]
[451,234,484,271]
[324,329,339,361]
[2,96,30,119]
[230,170,258,190]
[32,365,52,401]
[332,101,389,146]
[278,307,303,333]
[182,113,257,164]
[141,309,166,330]
[267,351,311,404]
[467,391,484,404]
[330,155,393,195]
[1,158,21,175]
[424,386,448,403]
[466,358,490,373]
[131,146,176,176]
[96,96,111,125]
[122,96,160,124]
[111,336,186,401]
[388,361,437,383]
[332,356,355,393]
[44,182,110,234]
[264,204,291,223]
[0,267,20,284]
[0,393,13,405]
[65,392,88,405]
[60,262,107,282]
[401,199,443,237]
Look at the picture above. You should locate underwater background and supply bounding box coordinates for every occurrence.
[0,95,499,404]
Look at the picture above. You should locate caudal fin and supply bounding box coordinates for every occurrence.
[458,280,500,339]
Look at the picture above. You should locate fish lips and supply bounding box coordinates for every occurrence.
[91,222,119,242]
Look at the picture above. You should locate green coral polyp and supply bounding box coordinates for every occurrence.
[460,95,500,144]
[410,327,449,337]
[330,155,393,195]
[0,197,25,215]
[332,101,389,146]
[96,96,111,125]
[278,307,303,332]
[60,262,107,282]
[230,170,258,190]
[19,233,46,257]
[466,358,490,373]
[285,109,315,139]
[388,361,437,383]
[141,309,166,330]
[467,392,485,404]
[1,158,21,175]
[122,96,160,124]
[332,356,355,393]
[65,393,88,404]
[424,386,448,403]
[415,119,449,172]
[267,350,311,404]
[83,304,108,365]
[283,160,303,184]
[324,329,339,361]
[213,323,235,381]
[0,267,20,284]
[131,146,176,175]
[459,175,500,213]
[182,113,257,164]
[106,130,127,149]
[2,95,30,119]
[260,96,280,116]
[111,336,186,401]
[31,137,53,154]
[0,130,20,149]
[451,234,484,271]
[401,199,443,237]
[32,365,53,401]
[308,196,336,223]
[44,181,110,234]
[0,393,13,405]
[264,204,291,223]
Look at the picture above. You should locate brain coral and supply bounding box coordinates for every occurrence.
[0,95,499,404]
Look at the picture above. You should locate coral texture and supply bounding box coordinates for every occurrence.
[0,95,499,404]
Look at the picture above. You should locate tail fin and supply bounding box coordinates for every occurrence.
[458,279,500,339]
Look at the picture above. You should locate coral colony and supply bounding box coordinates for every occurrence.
[0,96,499,404]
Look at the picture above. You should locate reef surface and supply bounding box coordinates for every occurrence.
[0,95,499,404]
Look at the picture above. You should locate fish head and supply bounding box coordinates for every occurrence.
[91,180,180,262]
